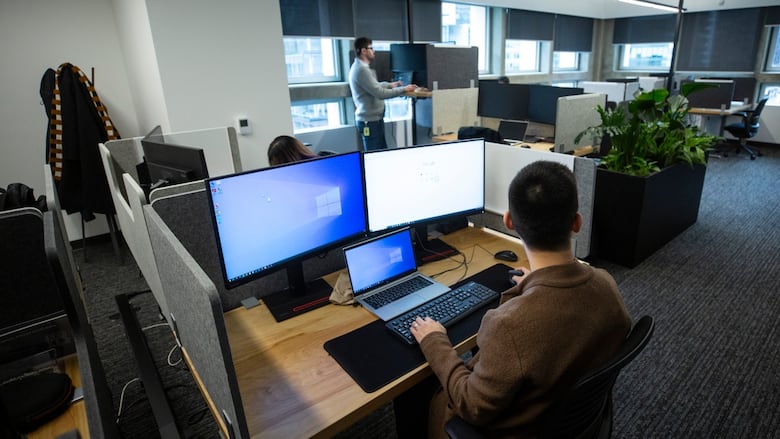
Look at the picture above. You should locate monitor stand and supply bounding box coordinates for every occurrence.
[262,263,332,322]
[412,224,458,265]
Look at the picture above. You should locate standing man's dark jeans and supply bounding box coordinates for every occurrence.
[356,119,388,151]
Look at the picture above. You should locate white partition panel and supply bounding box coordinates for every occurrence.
[431,88,480,136]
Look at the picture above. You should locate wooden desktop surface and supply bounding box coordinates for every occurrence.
[688,102,751,116]
[223,226,527,438]
[432,132,593,157]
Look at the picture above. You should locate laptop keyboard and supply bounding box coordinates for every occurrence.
[363,276,433,309]
[386,281,500,345]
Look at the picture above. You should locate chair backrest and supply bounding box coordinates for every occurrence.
[748,98,769,130]
[540,315,655,439]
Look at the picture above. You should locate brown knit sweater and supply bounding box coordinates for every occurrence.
[419,261,631,438]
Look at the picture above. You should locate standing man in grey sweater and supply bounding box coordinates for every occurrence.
[349,37,417,151]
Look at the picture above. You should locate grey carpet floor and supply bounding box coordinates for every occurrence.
[76,143,780,438]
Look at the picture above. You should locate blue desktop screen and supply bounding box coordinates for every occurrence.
[344,228,417,295]
[207,151,367,287]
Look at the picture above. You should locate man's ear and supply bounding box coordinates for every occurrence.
[572,212,583,233]
[503,211,514,231]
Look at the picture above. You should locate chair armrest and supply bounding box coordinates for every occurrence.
[444,416,485,439]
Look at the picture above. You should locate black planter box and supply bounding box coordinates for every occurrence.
[592,162,707,268]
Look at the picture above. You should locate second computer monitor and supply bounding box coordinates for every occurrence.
[363,139,485,250]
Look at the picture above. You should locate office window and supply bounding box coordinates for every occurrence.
[442,2,488,72]
[618,43,674,71]
[291,100,344,132]
[284,38,341,84]
[760,83,780,106]
[765,27,780,72]
[553,52,580,72]
[505,40,540,73]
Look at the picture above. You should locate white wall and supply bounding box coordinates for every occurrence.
[111,0,170,134]
[144,0,293,171]
[0,0,140,239]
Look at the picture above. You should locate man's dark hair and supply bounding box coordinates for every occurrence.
[354,37,372,53]
[508,161,578,251]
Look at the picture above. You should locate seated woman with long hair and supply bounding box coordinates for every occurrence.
[267,135,317,166]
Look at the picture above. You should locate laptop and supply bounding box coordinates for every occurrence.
[498,120,529,144]
[344,227,450,321]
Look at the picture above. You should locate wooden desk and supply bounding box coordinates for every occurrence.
[431,133,593,157]
[224,226,526,438]
[688,102,752,136]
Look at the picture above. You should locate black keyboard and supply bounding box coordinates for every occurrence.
[385,281,500,345]
[363,276,433,309]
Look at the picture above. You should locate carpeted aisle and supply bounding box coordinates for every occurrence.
[78,145,780,438]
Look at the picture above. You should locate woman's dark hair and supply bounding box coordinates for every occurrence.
[267,135,316,166]
[508,161,578,251]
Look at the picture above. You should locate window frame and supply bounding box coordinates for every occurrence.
[504,40,543,74]
[284,37,343,85]
[616,42,675,72]
[441,1,490,74]
[764,27,780,73]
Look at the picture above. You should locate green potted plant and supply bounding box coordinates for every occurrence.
[576,84,720,267]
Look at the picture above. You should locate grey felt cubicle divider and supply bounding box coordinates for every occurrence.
[149,188,345,312]
[472,143,596,259]
[143,204,249,439]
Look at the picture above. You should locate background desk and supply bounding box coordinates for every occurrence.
[224,226,526,438]
[432,133,593,157]
[689,102,752,136]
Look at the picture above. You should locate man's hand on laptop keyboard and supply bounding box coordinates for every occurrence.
[410,316,446,343]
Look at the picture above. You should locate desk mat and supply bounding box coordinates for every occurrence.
[323,263,513,393]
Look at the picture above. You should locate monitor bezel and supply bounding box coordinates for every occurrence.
[206,150,368,291]
[363,138,486,235]
[141,138,209,187]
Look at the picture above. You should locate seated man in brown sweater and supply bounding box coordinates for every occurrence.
[400,160,632,438]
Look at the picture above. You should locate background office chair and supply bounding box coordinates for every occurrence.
[722,98,768,160]
[444,315,655,439]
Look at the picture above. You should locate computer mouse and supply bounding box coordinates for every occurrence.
[494,250,518,262]
[520,144,531,149]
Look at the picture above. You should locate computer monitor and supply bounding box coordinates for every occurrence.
[477,80,529,120]
[206,151,367,321]
[528,84,584,125]
[685,79,736,109]
[363,139,485,264]
[141,138,209,190]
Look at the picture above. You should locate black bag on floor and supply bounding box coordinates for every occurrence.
[0,372,74,433]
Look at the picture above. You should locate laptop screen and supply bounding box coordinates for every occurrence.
[344,228,417,296]
[498,120,528,142]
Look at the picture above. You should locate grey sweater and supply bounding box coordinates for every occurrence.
[348,59,406,122]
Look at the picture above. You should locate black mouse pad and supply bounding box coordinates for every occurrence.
[323,263,513,393]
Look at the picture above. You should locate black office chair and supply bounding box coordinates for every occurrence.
[444,316,655,439]
[722,98,768,160]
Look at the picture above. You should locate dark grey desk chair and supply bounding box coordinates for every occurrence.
[444,315,655,439]
[722,98,768,160]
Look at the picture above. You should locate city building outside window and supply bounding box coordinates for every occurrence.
[505,40,540,73]
[442,2,488,72]
[553,52,580,72]
[618,43,674,71]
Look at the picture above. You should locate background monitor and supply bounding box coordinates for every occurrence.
[528,84,584,126]
[685,79,736,109]
[206,151,367,321]
[141,139,209,190]
[390,43,428,89]
[477,80,529,120]
[363,139,485,264]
